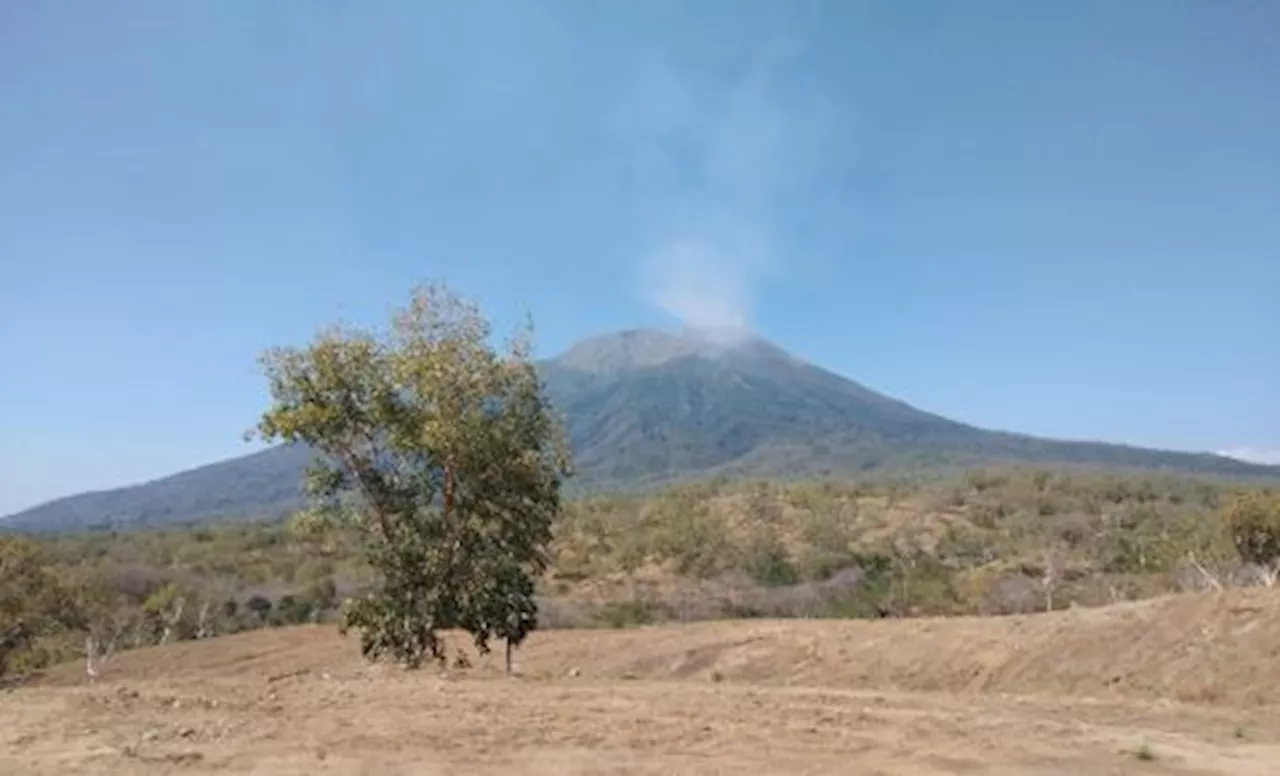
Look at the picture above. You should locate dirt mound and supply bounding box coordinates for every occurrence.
[38,587,1280,706]
[527,587,1280,707]
[9,589,1280,774]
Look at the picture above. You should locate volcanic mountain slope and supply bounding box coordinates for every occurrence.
[541,329,1271,488]
[4,328,1275,532]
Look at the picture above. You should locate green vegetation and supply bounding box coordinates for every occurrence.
[251,282,570,670]
[1221,491,1280,586]
[1,536,75,679]
[1127,742,1158,762]
[5,467,1278,681]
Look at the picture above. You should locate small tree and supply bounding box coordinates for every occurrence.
[0,537,71,680]
[73,573,137,681]
[245,594,273,624]
[1041,547,1060,612]
[142,583,188,645]
[252,282,570,668]
[275,595,311,625]
[1221,491,1280,587]
[300,577,338,621]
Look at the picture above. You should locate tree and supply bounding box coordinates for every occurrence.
[275,594,311,625]
[0,537,76,679]
[141,582,188,645]
[251,281,570,669]
[245,594,273,624]
[1221,491,1280,587]
[299,577,338,621]
[71,572,140,680]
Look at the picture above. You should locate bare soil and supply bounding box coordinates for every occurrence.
[4,588,1280,774]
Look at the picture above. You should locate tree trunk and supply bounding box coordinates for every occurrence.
[505,640,513,676]
[85,638,98,682]
[160,599,186,646]
[196,602,213,639]
[443,464,455,517]
[1043,551,1056,613]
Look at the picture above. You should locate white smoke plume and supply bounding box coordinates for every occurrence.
[639,236,759,344]
[617,5,849,338]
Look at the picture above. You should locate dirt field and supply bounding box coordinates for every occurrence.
[4,588,1280,774]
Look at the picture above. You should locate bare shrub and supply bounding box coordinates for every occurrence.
[532,597,594,630]
[981,575,1040,616]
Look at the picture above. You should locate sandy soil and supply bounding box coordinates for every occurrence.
[4,588,1279,775]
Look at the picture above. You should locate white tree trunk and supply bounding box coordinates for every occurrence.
[160,599,186,646]
[1185,551,1224,592]
[195,602,214,639]
[1042,550,1057,613]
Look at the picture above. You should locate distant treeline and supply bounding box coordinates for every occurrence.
[3,467,1278,681]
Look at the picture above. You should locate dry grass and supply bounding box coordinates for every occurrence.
[5,588,1280,774]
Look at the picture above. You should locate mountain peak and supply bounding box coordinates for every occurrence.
[552,327,799,374]
[7,326,1277,532]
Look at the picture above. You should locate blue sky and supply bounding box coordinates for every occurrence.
[2,0,1278,515]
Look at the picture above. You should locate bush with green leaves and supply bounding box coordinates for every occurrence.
[253,282,570,669]
[1221,491,1280,585]
[640,495,737,577]
[0,537,79,679]
[741,528,799,587]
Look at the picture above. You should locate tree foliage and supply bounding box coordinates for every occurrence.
[1221,491,1280,581]
[251,282,570,668]
[0,537,77,679]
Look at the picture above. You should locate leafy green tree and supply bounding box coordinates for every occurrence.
[1221,491,1280,586]
[252,282,570,669]
[0,537,76,678]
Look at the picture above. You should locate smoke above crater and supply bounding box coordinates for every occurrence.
[617,4,851,341]
[640,235,757,345]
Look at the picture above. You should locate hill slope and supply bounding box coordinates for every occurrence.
[10,590,1280,774]
[4,328,1276,531]
[2,445,314,532]
[543,329,1272,488]
[33,586,1280,707]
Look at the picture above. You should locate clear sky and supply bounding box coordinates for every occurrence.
[2,0,1278,515]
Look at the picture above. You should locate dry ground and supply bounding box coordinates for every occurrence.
[4,588,1280,775]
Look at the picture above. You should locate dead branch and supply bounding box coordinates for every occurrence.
[195,602,214,640]
[159,598,186,647]
[1185,551,1225,592]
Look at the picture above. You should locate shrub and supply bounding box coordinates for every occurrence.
[0,537,78,678]
[797,507,860,581]
[274,594,312,625]
[593,599,657,629]
[1221,491,1280,585]
[646,502,736,578]
[740,530,800,587]
[245,594,273,623]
